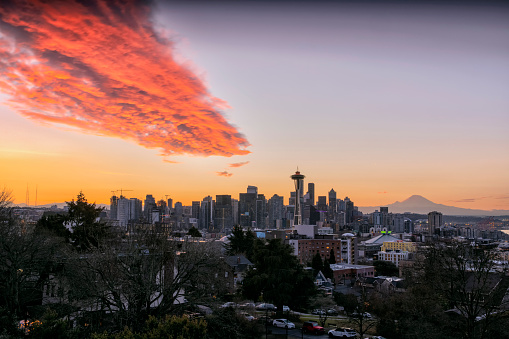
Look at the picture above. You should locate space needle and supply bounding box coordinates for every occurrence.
[291,169,305,226]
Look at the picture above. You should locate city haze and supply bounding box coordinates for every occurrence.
[1,0,508,210]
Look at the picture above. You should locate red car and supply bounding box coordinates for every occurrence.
[302,321,325,335]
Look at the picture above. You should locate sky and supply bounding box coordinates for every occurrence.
[1,0,508,210]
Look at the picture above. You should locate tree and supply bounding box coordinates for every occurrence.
[205,307,262,339]
[329,248,336,264]
[66,231,227,332]
[35,212,70,242]
[187,226,201,238]
[373,260,399,277]
[344,288,377,339]
[224,225,255,261]
[311,293,336,327]
[242,239,316,313]
[311,252,323,276]
[322,257,333,280]
[91,314,207,339]
[411,242,509,339]
[0,189,55,334]
[66,192,109,251]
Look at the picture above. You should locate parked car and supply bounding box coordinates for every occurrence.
[282,305,290,312]
[220,302,237,308]
[258,315,272,326]
[327,309,339,316]
[239,302,255,309]
[328,327,358,338]
[351,312,371,319]
[272,319,295,329]
[256,303,276,310]
[312,309,326,315]
[240,312,255,321]
[302,321,325,335]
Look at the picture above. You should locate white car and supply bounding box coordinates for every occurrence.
[240,312,255,321]
[272,318,295,329]
[220,302,236,308]
[328,327,358,338]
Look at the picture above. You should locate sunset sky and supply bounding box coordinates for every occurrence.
[1,0,508,211]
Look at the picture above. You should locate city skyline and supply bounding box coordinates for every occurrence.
[1,0,508,210]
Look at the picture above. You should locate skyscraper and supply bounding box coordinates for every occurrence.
[214,195,233,231]
[268,194,285,228]
[255,194,266,228]
[307,183,315,207]
[328,189,337,221]
[200,196,213,230]
[110,195,118,220]
[192,201,201,220]
[428,211,443,236]
[144,194,156,222]
[239,186,257,227]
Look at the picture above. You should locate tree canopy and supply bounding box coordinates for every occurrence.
[223,225,255,261]
[242,239,316,312]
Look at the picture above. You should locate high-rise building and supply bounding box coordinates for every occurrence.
[255,194,266,228]
[214,195,233,231]
[247,186,258,194]
[110,195,118,220]
[117,196,130,227]
[307,183,315,207]
[129,198,142,222]
[192,201,201,220]
[268,194,285,228]
[289,191,296,206]
[328,189,337,221]
[317,196,327,213]
[239,186,257,227]
[232,198,239,226]
[174,202,183,220]
[200,196,213,230]
[345,197,354,224]
[428,211,443,236]
[144,194,156,222]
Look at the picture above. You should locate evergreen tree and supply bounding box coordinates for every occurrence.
[322,257,333,279]
[242,239,316,312]
[67,191,109,251]
[329,248,336,264]
[187,226,202,237]
[224,225,255,261]
[311,252,324,276]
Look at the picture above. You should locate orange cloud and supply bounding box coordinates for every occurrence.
[216,171,233,177]
[0,0,249,158]
[228,161,250,168]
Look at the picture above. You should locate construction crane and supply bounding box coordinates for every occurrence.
[111,189,133,198]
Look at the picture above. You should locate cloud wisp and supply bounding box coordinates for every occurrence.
[0,0,249,158]
[216,171,233,177]
[228,161,250,168]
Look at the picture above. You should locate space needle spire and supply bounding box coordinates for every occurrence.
[291,168,305,226]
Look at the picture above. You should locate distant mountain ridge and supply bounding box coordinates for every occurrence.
[359,195,509,216]
[14,202,109,209]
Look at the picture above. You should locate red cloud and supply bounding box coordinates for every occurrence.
[228,161,250,168]
[216,171,233,177]
[0,0,249,158]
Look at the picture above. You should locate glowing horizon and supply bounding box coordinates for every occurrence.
[1,0,508,212]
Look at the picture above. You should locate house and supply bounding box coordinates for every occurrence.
[224,255,253,293]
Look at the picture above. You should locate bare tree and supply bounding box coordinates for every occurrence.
[65,231,227,331]
[409,242,509,339]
